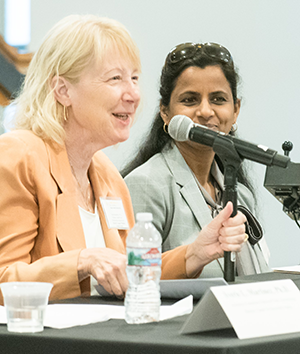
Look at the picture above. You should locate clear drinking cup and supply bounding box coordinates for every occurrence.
[0,282,53,333]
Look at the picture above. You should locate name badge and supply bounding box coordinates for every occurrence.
[100,197,129,230]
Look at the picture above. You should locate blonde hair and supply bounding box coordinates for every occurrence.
[12,14,141,144]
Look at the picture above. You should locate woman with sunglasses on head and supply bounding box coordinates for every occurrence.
[123,42,270,278]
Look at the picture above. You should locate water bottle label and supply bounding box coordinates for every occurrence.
[127,247,162,266]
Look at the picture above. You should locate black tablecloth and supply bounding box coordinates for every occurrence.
[1,272,300,354]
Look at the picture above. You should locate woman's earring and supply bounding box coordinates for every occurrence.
[231,123,238,133]
[163,123,168,134]
[63,105,68,121]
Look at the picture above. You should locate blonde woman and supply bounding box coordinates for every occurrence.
[0,17,248,304]
[0,14,141,302]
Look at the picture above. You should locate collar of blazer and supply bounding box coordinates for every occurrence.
[162,144,213,229]
[45,141,125,253]
[44,141,87,251]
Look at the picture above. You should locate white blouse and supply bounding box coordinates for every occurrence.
[79,204,105,295]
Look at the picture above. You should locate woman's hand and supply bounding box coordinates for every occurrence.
[77,248,128,298]
[185,202,247,277]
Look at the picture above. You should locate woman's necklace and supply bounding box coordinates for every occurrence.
[70,164,95,213]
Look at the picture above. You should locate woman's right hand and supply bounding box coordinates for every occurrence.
[185,202,247,277]
[77,248,128,298]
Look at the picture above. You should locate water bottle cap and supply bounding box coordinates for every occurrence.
[136,212,153,222]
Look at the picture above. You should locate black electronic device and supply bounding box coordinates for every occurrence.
[264,141,300,224]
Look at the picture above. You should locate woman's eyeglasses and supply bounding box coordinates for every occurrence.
[165,42,233,66]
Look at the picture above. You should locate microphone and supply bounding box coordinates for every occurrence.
[168,115,290,168]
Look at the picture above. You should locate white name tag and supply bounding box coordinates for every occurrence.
[181,279,300,339]
[100,197,129,230]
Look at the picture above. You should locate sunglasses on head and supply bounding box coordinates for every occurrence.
[165,42,233,66]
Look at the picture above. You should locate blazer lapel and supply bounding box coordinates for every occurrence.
[45,142,86,251]
[162,145,213,228]
[46,143,125,254]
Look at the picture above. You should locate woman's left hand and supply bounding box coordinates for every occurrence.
[185,201,247,277]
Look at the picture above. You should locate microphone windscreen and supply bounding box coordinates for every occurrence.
[168,115,193,141]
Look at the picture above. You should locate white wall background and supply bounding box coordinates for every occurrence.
[28,0,300,268]
[0,0,4,34]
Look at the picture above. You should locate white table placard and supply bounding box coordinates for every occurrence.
[180,279,300,339]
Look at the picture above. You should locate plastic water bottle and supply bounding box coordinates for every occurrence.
[125,212,162,324]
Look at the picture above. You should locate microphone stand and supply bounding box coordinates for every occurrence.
[212,135,243,282]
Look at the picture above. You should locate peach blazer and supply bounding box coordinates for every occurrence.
[0,130,187,304]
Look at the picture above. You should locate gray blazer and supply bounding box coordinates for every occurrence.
[125,144,270,277]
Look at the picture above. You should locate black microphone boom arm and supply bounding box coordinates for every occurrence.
[189,125,290,168]
[210,134,243,282]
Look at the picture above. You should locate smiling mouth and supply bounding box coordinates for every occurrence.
[204,124,219,131]
[112,113,130,121]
